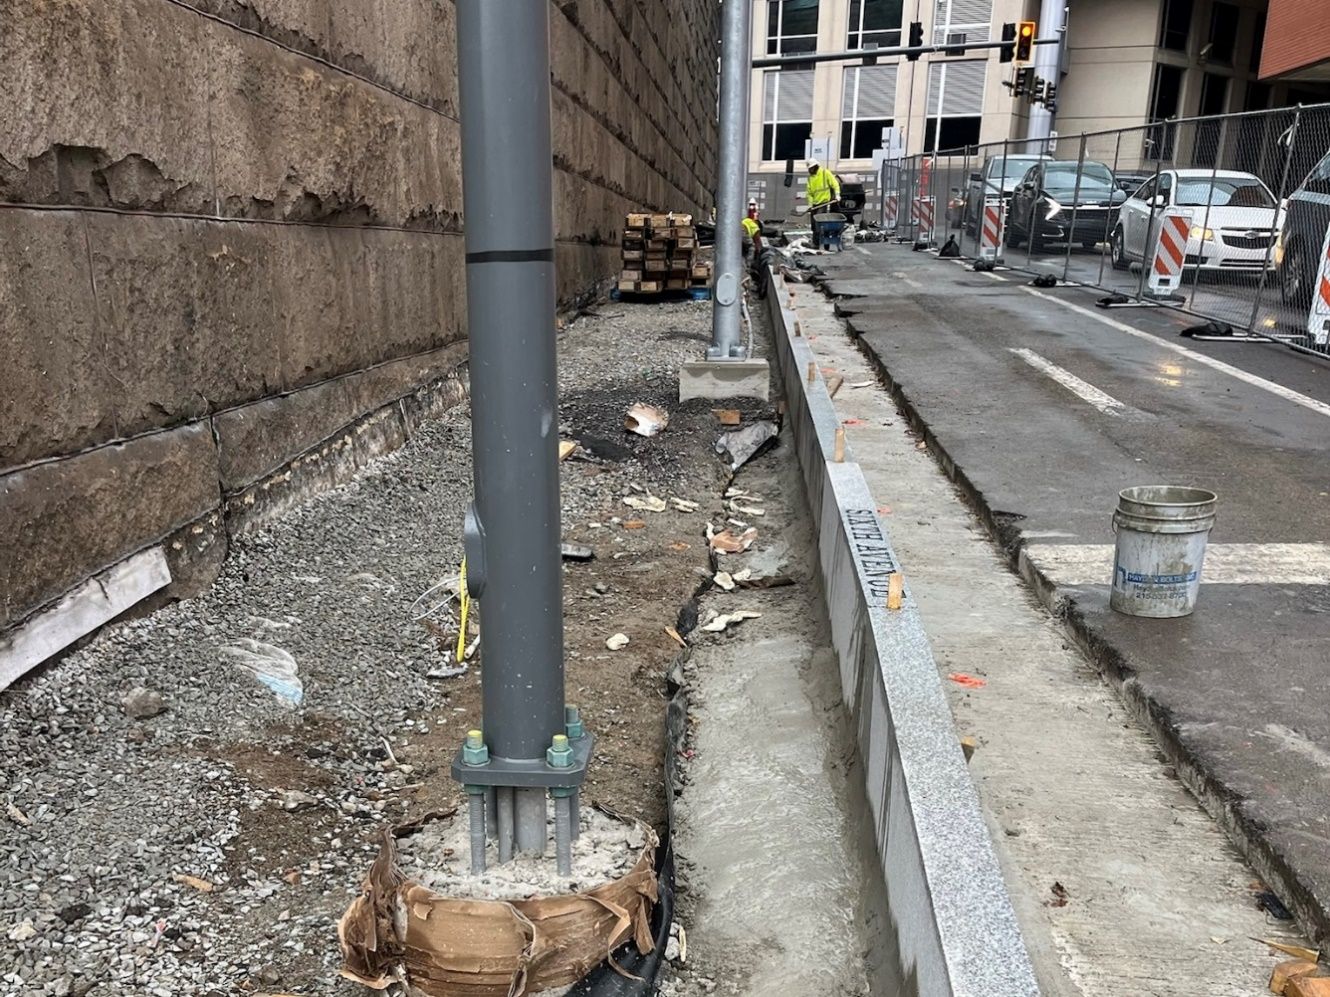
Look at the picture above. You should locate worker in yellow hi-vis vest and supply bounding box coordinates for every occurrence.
[806,159,841,249]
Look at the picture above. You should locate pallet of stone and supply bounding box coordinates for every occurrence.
[625,212,693,230]
[617,279,663,294]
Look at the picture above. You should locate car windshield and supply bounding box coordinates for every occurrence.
[1174,178,1274,209]
[986,158,1042,181]
[1044,162,1115,189]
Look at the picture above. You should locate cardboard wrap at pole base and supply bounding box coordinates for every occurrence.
[338,821,660,996]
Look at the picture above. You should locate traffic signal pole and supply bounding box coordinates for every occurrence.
[452,0,590,867]
[752,34,1059,68]
[710,0,752,361]
[1027,1,1068,146]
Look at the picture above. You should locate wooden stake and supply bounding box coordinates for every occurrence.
[794,319,802,337]
[828,375,845,398]
[806,361,816,384]
[833,427,845,463]
[887,572,904,611]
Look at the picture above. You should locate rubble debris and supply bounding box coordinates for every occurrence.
[7,921,36,943]
[1261,939,1320,962]
[712,409,741,426]
[624,494,668,513]
[220,639,303,705]
[426,661,468,680]
[5,803,31,827]
[708,526,758,555]
[606,633,630,650]
[670,497,700,513]
[1047,882,1071,908]
[558,441,578,462]
[280,790,319,812]
[714,421,779,471]
[560,542,596,561]
[121,686,165,720]
[625,402,670,437]
[665,627,687,648]
[713,571,736,592]
[1271,959,1322,994]
[172,873,216,893]
[700,610,762,633]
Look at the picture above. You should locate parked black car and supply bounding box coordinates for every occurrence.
[1277,149,1330,308]
[1004,160,1128,252]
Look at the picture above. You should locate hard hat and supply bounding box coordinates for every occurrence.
[807,159,820,169]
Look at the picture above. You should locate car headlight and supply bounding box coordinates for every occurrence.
[1045,199,1063,220]
[1189,226,1214,241]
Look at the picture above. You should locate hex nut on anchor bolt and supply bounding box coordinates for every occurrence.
[548,734,577,876]
[463,730,490,874]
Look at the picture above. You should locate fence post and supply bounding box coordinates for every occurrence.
[1187,115,1229,312]
[1247,108,1303,335]
[1062,134,1088,283]
[1097,130,1123,288]
[1134,123,1169,302]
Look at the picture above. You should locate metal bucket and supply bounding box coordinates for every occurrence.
[1110,486,1217,618]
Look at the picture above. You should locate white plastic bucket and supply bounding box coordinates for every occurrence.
[1110,486,1217,619]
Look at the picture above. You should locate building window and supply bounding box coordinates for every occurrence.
[1145,63,1184,160]
[762,69,815,162]
[925,60,984,152]
[1206,2,1238,65]
[1158,0,1193,52]
[848,0,902,49]
[931,0,992,47]
[840,64,897,159]
[1249,12,1266,74]
[767,0,820,56]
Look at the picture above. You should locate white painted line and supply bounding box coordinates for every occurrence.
[1026,542,1330,586]
[0,546,172,691]
[1023,287,1330,421]
[1009,347,1126,416]
[980,270,1008,281]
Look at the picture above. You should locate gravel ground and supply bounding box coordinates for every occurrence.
[0,299,751,996]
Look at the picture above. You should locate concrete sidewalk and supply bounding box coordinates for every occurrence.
[813,243,1330,950]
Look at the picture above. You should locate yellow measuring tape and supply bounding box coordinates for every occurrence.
[456,558,471,664]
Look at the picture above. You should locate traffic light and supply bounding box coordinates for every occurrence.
[1032,77,1047,104]
[1000,22,1018,63]
[906,21,924,61]
[1044,81,1058,111]
[1012,67,1034,98]
[1014,20,1036,63]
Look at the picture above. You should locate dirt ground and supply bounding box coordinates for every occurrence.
[0,298,769,996]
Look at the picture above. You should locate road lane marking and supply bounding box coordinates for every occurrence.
[1022,286,1330,421]
[1009,348,1125,415]
[1025,542,1330,586]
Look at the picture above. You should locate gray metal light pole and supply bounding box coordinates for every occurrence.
[709,0,753,361]
[452,0,590,865]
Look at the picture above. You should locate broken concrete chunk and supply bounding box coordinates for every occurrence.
[714,421,779,471]
[713,571,735,592]
[670,497,700,513]
[560,542,595,562]
[121,687,165,720]
[606,633,630,650]
[623,495,667,513]
[625,403,669,438]
[7,920,36,942]
[280,790,319,812]
[699,610,762,633]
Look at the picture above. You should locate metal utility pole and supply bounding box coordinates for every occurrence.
[452,0,590,870]
[1026,0,1067,147]
[709,0,752,361]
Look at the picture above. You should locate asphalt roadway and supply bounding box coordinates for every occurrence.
[816,242,1330,948]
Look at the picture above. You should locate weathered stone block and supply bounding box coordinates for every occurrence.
[214,342,467,491]
[0,211,117,470]
[0,424,221,629]
[0,0,214,212]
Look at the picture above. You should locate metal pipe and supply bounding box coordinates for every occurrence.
[710,0,752,361]
[485,787,497,843]
[496,787,515,864]
[455,1,565,772]
[555,796,574,877]
[468,792,487,875]
[570,788,581,841]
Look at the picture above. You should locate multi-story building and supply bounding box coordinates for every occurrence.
[747,0,1330,216]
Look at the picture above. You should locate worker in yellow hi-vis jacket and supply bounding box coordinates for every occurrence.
[806,159,841,249]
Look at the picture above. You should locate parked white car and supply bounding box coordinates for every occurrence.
[1110,169,1283,275]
